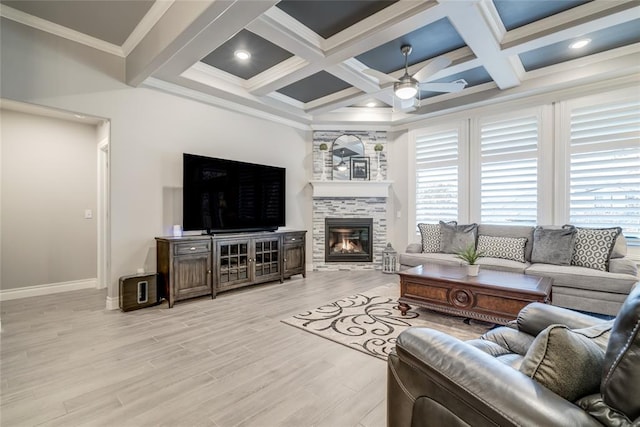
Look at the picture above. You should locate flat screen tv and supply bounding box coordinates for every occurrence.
[183,153,285,234]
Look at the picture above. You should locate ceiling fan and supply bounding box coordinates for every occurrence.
[362,44,467,102]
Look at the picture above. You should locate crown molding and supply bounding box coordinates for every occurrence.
[142,77,312,131]
[0,4,124,57]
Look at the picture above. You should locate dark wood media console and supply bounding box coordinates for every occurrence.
[156,230,306,308]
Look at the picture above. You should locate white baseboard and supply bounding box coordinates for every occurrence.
[0,278,97,301]
[105,296,119,311]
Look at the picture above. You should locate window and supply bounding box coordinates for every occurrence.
[414,127,460,230]
[568,99,640,240]
[479,115,539,225]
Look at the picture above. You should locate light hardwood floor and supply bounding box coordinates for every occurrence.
[1,270,397,426]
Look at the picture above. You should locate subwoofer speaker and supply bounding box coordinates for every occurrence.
[119,273,159,312]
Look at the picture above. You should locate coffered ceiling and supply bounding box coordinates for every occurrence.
[1,0,639,128]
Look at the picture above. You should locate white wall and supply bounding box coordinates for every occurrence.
[1,109,98,289]
[1,18,312,304]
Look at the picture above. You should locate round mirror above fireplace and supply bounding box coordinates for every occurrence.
[331,135,364,180]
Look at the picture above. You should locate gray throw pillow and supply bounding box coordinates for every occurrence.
[418,221,456,253]
[439,222,478,254]
[531,226,576,265]
[519,324,606,402]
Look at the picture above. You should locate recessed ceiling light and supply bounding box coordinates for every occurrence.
[366,102,377,108]
[234,50,251,60]
[569,38,591,49]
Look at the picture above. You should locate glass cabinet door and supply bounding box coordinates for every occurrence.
[254,238,280,279]
[218,240,249,285]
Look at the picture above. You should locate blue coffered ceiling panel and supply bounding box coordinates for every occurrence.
[277,71,352,103]
[201,29,294,80]
[493,0,591,31]
[276,0,398,39]
[355,18,466,74]
[520,19,640,71]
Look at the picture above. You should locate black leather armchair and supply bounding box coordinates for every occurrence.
[388,286,640,427]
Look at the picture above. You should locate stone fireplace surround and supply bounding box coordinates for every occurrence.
[311,131,389,271]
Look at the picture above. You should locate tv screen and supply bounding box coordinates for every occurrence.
[183,153,285,233]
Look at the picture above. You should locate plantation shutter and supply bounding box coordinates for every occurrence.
[569,99,640,240]
[415,129,459,229]
[480,115,538,225]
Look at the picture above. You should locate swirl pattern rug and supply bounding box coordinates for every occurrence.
[282,285,493,360]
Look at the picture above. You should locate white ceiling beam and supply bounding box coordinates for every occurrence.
[246,1,448,96]
[150,0,279,81]
[438,0,522,90]
[126,0,232,86]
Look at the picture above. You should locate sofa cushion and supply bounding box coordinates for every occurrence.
[477,257,528,273]
[398,252,461,268]
[525,263,637,295]
[601,286,640,420]
[418,222,455,253]
[477,235,527,263]
[477,224,535,262]
[439,222,478,254]
[531,226,576,266]
[608,258,638,277]
[570,226,621,271]
[519,324,606,402]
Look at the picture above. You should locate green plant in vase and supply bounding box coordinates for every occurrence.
[455,243,484,276]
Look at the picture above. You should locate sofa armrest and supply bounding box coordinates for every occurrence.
[516,302,607,336]
[405,242,422,253]
[389,327,601,427]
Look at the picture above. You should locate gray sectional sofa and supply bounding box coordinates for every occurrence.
[400,224,638,316]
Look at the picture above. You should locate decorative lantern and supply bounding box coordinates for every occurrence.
[382,242,399,273]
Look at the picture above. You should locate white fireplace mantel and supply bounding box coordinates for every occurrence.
[310,180,392,198]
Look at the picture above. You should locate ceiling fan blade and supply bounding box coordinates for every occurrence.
[412,57,452,83]
[420,80,467,93]
[362,68,399,85]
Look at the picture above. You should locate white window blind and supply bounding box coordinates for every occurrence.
[569,99,640,240]
[415,129,459,229]
[480,115,538,225]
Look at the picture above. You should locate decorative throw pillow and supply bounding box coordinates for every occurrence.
[418,222,456,253]
[477,235,527,263]
[531,226,577,266]
[439,222,478,254]
[519,324,606,402]
[569,226,622,271]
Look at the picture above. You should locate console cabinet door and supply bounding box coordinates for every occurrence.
[253,236,282,283]
[215,238,251,292]
[283,232,306,278]
[173,251,212,301]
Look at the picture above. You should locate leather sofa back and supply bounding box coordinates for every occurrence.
[601,285,640,420]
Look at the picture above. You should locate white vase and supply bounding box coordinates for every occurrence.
[320,150,327,181]
[375,151,383,181]
[467,264,479,276]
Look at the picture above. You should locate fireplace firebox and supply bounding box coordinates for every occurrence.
[325,218,373,262]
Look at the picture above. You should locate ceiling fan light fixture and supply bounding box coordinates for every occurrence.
[394,81,418,100]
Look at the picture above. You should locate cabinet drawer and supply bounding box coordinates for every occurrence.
[174,241,211,255]
[283,233,305,244]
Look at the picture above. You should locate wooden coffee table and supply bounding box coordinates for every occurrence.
[398,264,553,325]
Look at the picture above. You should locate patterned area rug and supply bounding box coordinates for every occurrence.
[282,285,493,360]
